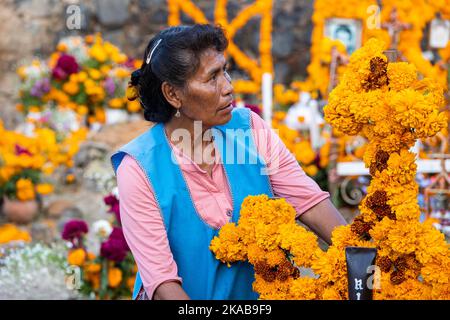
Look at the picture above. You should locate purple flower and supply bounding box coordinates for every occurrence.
[109,227,129,251]
[15,144,32,156]
[100,240,127,262]
[62,219,88,241]
[104,194,120,223]
[52,54,79,80]
[103,77,116,96]
[123,58,135,69]
[244,104,262,117]
[100,228,129,263]
[104,194,118,206]
[30,78,50,98]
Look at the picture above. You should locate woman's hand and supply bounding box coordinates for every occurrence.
[153,281,190,300]
[297,198,348,245]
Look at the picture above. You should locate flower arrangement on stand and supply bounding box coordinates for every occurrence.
[210,39,449,300]
[61,190,136,300]
[0,122,51,202]
[16,34,142,128]
[0,117,86,222]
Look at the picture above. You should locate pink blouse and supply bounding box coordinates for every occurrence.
[116,111,329,299]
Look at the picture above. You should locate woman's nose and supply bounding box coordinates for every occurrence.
[222,71,233,95]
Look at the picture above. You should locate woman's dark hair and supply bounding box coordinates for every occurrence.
[131,24,228,123]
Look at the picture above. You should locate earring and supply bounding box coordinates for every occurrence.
[175,109,181,118]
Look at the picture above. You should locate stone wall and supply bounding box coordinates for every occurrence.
[0,0,313,128]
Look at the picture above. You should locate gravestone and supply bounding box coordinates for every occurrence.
[95,0,130,28]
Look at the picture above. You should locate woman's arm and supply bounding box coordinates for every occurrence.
[117,155,186,300]
[250,112,347,245]
[154,281,190,300]
[297,198,347,245]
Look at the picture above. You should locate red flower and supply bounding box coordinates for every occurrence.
[104,194,121,224]
[100,240,127,263]
[109,227,129,251]
[245,104,262,117]
[100,227,130,262]
[52,54,79,80]
[15,144,32,156]
[62,219,88,241]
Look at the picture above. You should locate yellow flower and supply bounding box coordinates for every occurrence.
[77,71,88,82]
[16,66,27,80]
[100,65,112,75]
[294,141,316,165]
[36,183,54,195]
[127,275,136,292]
[108,268,123,288]
[16,178,35,201]
[88,69,102,81]
[114,68,130,79]
[67,248,86,266]
[95,108,106,123]
[387,62,417,91]
[108,98,124,109]
[66,174,76,184]
[56,43,68,52]
[126,86,139,101]
[76,105,88,115]
[89,45,108,63]
[85,263,101,274]
[62,82,79,95]
[0,224,31,244]
[303,164,319,177]
[127,100,141,113]
[87,252,96,261]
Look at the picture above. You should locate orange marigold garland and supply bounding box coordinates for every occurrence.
[325,38,449,299]
[210,38,449,300]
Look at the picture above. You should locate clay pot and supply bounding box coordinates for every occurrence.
[2,196,39,224]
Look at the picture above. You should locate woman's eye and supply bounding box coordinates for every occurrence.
[224,70,231,82]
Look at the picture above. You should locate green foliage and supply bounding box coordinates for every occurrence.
[0,169,42,200]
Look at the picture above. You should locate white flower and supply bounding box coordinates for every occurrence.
[442,225,450,237]
[430,211,443,219]
[0,242,82,300]
[111,187,119,199]
[92,220,113,239]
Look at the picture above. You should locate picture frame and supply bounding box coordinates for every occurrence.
[324,18,362,55]
[429,18,450,49]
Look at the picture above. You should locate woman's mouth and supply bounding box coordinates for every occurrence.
[218,103,233,113]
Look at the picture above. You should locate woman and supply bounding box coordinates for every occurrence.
[112,24,347,300]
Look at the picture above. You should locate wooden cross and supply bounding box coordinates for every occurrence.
[327,45,349,95]
[381,7,412,50]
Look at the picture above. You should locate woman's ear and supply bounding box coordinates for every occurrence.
[161,81,182,109]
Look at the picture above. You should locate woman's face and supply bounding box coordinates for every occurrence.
[179,48,234,127]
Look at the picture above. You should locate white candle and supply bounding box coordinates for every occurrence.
[262,73,273,128]
[309,99,321,150]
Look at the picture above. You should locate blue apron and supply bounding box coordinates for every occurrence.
[111,108,273,299]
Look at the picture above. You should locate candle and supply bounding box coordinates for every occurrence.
[262,73,273,128]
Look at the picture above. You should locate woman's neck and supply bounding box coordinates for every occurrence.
[164,115,215,165]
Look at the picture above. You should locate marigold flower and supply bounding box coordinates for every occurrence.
[36,183,54,195]
[108,268,123,288]
[67,248,86,266]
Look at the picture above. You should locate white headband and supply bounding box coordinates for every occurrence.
[146,39,162,64]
